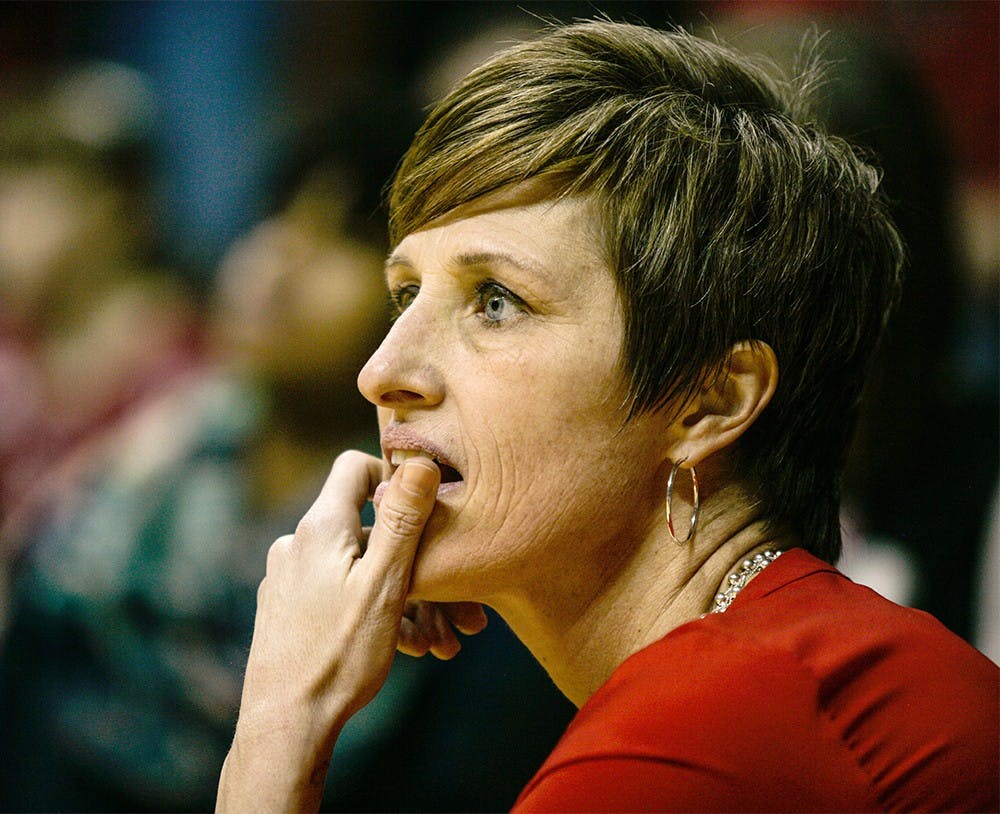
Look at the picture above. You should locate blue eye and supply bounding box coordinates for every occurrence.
[476,281,522,324]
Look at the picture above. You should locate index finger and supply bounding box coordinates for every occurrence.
[296,450,384,550]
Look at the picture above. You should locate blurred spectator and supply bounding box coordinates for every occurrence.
[0,133,385,807]
[0,62,202,610]
[0,138,573,809]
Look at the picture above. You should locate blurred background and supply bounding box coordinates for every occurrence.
[0,1,996,811]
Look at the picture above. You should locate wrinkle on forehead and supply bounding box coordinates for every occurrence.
[387,194,607,285]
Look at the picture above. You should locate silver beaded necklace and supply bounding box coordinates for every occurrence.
[709,549,783,614]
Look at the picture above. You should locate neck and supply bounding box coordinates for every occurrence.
[489,491,793,708]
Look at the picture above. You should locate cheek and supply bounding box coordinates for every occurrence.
[452,426,657,586]
[467,333,628,468]
[460,378,634,528]
[375,406,393,432]
[482,326,623,398]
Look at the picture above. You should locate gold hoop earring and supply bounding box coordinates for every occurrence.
[666,458,699,545]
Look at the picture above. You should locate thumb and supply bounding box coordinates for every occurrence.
[360,457,440,592]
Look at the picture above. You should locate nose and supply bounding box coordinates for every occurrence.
[357,307,445,409]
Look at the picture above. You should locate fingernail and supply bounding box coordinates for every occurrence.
[400,459,437,498]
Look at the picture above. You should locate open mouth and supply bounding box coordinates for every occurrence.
[390,449,464,485]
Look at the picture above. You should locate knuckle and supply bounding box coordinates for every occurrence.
[333,449,367,470]
[378,501,427,538]
[294,513,323,541]
[265,534,295,571]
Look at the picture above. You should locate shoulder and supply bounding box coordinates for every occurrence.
[515,550,999,813]
[518,616,878,812]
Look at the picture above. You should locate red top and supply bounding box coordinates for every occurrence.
[514,549,999,812]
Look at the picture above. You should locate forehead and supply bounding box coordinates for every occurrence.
[387,194,609,283]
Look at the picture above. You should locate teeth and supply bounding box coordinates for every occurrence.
[390,449,435,466]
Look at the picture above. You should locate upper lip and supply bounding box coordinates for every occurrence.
[380,424,461,477]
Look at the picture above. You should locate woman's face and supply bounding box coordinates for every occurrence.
[358,194,669,605]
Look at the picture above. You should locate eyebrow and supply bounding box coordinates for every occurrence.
[453,250,544,276]
[384,249,544,278]
[384,251,412,271]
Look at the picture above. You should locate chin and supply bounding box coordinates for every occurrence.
[406,506,493,602]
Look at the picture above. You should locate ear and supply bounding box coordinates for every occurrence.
[665,341,778,467]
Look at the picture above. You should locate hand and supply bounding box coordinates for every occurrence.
[218,450,442,812]
[398,599,489,659]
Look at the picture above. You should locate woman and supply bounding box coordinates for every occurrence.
[218,21,998,812]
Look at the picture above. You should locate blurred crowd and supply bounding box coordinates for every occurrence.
[0,2,996,811]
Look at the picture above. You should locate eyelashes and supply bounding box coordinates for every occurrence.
[388,284,419,319]
[475,280,525,324]
[388,279,528,326]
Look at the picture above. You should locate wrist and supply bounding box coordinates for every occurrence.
[218,699,344,813]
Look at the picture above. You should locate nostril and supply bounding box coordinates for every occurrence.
[380,389,426,405]
[357,335,445,408]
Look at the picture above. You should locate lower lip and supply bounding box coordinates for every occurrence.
[372,479,463,508]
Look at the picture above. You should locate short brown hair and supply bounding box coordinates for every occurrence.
[389,21,904,562]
